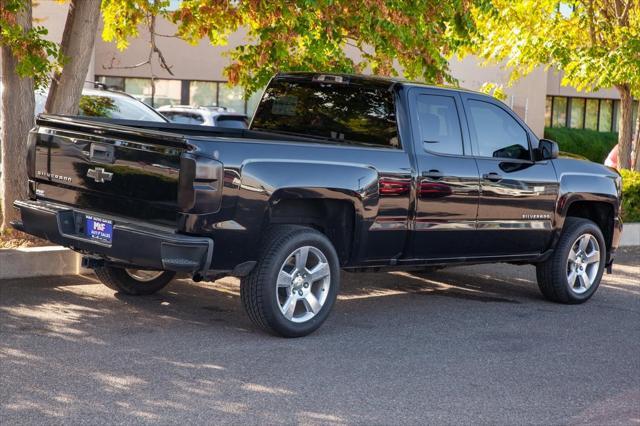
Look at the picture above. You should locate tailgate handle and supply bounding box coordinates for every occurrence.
[90,143,115,164]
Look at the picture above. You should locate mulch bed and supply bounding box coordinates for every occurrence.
[0,229,51,249]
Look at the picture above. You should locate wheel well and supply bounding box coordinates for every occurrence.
[565,201,614,250]
[268,199,355,265]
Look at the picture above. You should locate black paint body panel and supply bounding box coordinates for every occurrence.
[18,74,622,274]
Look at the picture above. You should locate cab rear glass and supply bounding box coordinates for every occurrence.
[251,78,399,149]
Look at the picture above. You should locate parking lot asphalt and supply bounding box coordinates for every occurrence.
[1,247,639,425]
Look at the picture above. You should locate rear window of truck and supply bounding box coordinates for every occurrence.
[251,79,399,149]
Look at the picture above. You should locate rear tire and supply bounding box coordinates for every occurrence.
[536,218,606,304]
[95,266,175,295]
[240,226,340,337]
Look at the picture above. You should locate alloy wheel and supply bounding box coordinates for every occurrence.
[566,234,600,294]
[276,246,331,323]
[124,269,165,282]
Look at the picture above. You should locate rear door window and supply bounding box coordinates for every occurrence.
[416,94,464,156]
[251,78,399,148]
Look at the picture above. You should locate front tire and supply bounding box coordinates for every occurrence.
[241,226,340,337]
[95,266,175,295]
[536,218,606,304]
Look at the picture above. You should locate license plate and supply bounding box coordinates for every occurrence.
[85,215,113,243]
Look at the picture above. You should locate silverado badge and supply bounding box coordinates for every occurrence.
[87,167,113,183]
[36,170,72,183]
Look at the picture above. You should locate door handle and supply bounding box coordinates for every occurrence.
[482,172,502,182]
[422,169,443,180]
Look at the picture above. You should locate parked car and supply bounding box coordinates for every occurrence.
[1,86,166,179]
[158,105,249,128]
[13,73,622,337]
[35,87,168,122]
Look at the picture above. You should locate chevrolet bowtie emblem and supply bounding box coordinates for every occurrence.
[87,167,113,183]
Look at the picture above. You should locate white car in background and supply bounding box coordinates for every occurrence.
[36,87,168,122]
[158,105,249,128]
[2,85,167,178]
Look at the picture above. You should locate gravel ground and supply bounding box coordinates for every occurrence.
[1,247,638,425]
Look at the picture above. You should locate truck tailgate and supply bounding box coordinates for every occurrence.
[31,115,188,226]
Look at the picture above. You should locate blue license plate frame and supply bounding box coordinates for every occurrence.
[85,215,113,243]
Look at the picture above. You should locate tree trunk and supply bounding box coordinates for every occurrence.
[615,84,633,169]
[0,3,35,230]
[44,0,101,115]
[634,111,640,171]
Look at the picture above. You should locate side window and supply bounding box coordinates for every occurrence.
[191,113,205,124]
[164,112,204,125]
[252,79,399,148]
[416,94,463,156]
[467,100,530,160]
[164,112,190,124]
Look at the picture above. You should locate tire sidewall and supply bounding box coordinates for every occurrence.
[261,230,340,337]
[557,222,606,302]
[106,267,175,295]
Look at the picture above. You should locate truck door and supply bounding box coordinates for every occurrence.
[409,89,481,259]
[461,94,558,256]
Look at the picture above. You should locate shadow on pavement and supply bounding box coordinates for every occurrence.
[0,247,638,424]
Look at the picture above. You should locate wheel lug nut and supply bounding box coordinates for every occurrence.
[303,283,309,288]
[298,290,303,296]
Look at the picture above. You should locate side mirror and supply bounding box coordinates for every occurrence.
[536,139,559,161]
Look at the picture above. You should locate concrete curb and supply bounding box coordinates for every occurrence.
[0,246,82,280]
[620,222,640,247]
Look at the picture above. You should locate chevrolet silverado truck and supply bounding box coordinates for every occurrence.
[12,73,623,337]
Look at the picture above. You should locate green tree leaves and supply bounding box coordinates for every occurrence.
[0,0,62,89]
[467,0,640,168]
[101,0,473,95]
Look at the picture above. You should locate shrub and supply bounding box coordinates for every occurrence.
[544,127,617,163]
[620,169,640,223]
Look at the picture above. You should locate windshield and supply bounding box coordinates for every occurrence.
[35,90,166,122]
[78,94,166,121]
[251,79,399,148]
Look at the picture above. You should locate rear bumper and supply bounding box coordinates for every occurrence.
[12,200,213,273]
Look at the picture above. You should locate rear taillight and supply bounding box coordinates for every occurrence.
[178,153,223,214]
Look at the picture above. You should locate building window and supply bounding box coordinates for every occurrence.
[153,79,181,107]
[111,78,181,107]
[97,76,124,91]
[552,97,567,127]
[598,99,613,132]
[218,84,245,113]
[569,98,585,129]
[545,96,552,127]
[545,95,637,133]
[189,81,218,106]
[123,78,152,104]
[585,99,599,130]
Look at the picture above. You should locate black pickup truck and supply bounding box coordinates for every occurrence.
[13,73,623,337]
